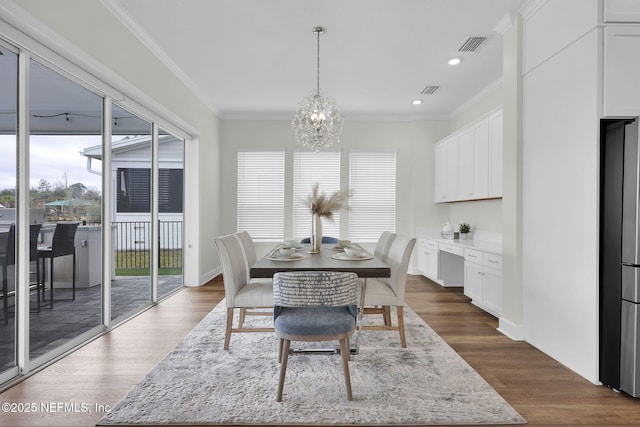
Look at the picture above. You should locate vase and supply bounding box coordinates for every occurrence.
[460,232,468,240]
[310,213,322,253]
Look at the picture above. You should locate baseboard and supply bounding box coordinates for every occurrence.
[189,266,221,287]
[497,316,525,341]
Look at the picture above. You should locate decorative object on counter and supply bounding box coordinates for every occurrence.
[292,26,344,152]
[459,222,471,240]
[441,221,459,240]
[306,183,349,253]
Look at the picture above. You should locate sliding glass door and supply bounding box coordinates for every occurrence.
[0,32,186,386]
[158,128,184,299]
[0,42,18,382]
[110,105,152,322]
[28,59,104,363]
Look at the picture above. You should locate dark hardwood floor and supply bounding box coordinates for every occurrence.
[0,274,639,426]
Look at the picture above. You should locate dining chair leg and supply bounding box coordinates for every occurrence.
[397,305,407,348]
[238,307,246,328]
[384,306,391,326]
[278,338,284,363]
[224,307,234,350]
[339,337,354,401]
[277,339,291,402]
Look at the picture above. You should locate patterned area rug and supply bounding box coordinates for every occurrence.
[98,301,526,426]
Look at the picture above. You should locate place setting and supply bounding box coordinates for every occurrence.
[266,242,308,261]
[330,244,374,261]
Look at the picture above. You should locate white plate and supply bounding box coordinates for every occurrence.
[267,252,308,261]
[330,252,374,261]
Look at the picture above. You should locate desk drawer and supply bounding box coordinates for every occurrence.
[484,253,502,269]
[424,239,438,250]
[464,248,483,263]
[439,242,464,257]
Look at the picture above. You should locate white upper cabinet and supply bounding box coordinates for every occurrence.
[603,25,640,116]
[604,0,640,22]
[434,136,458,202]
[488,110,503,198]
[434,108,502,203]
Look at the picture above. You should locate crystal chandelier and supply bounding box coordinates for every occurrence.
[292,27,344,152]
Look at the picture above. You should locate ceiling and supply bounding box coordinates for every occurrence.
[106,0,526,120]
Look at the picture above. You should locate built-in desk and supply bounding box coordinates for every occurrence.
[417,234,502,317]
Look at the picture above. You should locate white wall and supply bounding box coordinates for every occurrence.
[220,118,450,259]
[522,0,600,383]
[6,0,222,286]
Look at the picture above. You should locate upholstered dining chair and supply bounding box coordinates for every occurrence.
[273,271,359,402]
[370,231,397,325]
[374,231,396,263]
[214,233,273,350]
[361,234,416,348]
[236,230,272,327]
[37,222,79,309]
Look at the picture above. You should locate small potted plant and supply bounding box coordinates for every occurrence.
[459,222,471,240]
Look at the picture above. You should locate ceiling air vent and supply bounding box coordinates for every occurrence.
[458,36,487,52]
[421,85,440,95]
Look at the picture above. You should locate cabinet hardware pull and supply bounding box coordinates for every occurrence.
[488,259,499,263]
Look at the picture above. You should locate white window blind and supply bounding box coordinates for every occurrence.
[237,151,284,240]
[293,151,341,240]
[349,151,396,241]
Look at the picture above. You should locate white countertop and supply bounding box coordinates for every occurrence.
[420,234,502,256]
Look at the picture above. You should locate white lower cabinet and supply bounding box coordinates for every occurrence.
[418,238,439,282]
[463,248,502,317]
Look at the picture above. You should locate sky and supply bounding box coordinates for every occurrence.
[0,135,102,194]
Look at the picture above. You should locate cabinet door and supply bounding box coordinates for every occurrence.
[464,261,483,301]
[488,110,503,198]
[426,247,439,279]
[457,128,474,199]
[434,141,448,202]
[418,240,428,275]
[473,119,489,198]
[604,26,640,116]
[605,0,640,22]
[484,267,502,316]
[445,138,458,200]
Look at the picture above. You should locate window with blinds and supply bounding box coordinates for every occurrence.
[293,151,341,240]
[237,151,285,240]
[349,151,397,241]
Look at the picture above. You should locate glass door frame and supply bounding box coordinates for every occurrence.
[0,22,189,386]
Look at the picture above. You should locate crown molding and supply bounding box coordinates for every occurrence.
[100,0,221,117]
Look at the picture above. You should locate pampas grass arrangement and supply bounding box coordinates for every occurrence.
[307,183,349,220]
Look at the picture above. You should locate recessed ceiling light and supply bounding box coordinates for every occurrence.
[448,57,462,66]
[412,99,423,105]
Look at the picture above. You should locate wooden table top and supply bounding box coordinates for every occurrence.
[250,243,391,278]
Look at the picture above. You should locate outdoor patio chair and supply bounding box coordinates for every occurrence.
[1,224,42,323]
[38,222,79,309]
[273,271,359,402]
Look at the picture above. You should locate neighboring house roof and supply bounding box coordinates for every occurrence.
[81,134,178,160]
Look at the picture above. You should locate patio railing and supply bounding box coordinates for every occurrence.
[113,221,183,272]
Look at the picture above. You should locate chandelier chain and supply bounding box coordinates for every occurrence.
[316,28,321,94]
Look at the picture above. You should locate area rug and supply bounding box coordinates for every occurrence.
[98,301,526,426]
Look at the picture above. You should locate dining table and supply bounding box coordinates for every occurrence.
[250,242,391,354]
[250,243,390,279]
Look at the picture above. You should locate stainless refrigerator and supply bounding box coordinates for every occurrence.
[600,118,640,396]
